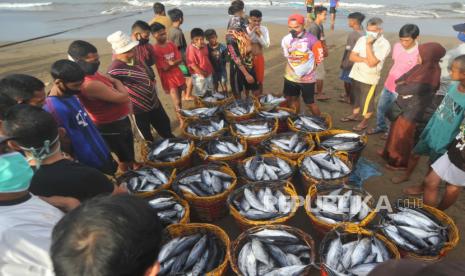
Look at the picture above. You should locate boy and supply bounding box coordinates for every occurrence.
[131,20,156,79]
[149,2,171,29]
[308,6,330,101]
[205,29,228,93]
[247,9,270,94]
[186,28,214,97]
[340,12,365,104]
[0,74,46,107]
[151,23,186,125]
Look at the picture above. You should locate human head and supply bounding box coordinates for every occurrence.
[0,93,16,122]
[0,74,45,107]
[168,8,183,24]
[153,2,165,16]
[150,22,167,44]
[347,12,365,28]
[453,23,465,43]
[314,6,328,23]
[288,14,305,37]
[190,28,205,48]
[205,29,218,46]
[450,54,465,82]
[51,59,85,96]
[228,0,244,17]
[249,9,263,28]
[399,24,420,50]
[51,195,163,276]
[107,31,138,64]
[67,40,100,76]
[366,17,383,35]
[131,20,151,44]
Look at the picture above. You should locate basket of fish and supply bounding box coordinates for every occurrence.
[196,136,248,167]
[182,118,228,142]
[224,98,258,123]
[316,129,368,164]
[238,154,296,184]
[229,224,315,276]
[259,107,296,133]
[379,200,459,261]
[257,94,287,111]
[287,113,333,135]
[304,184,376,235]
[146,138,195,169]
[320,225,400,276]
[228,181,300,230]
[261,132,315,161]
[230,118,278,147]
[159,223,230,276]
[145,189,190,226]
[196,90,233,107]
[117,167,176,197]
[179,106,221,122]
[298,151,352,190]
[172,162,238,222]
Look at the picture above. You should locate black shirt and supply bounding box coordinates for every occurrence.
[448,131,465,171]
[30,159,114,201]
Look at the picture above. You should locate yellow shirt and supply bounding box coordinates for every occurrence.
[149,15,172,29]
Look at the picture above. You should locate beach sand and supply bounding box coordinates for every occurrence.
[1,23,463,269]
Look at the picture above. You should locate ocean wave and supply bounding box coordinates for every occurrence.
[385,10,441,19]
[0,2,53,9]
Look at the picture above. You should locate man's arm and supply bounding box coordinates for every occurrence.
[364,40,380,68]
[260,26,271,48]
[84,79,130,104]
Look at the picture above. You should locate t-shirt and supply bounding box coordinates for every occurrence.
[168,27,187,59]
[134,43,156,80]
[330,0,339,7]
[30,159,114,201]
[307,22,324,41]
[247,25,271,48]
[341,30,364,70]
[208,43,228,72]
[448,127,465,171]
[153,42,186,92]
[281,31,323,83]
[384,42,419,93]
[438,43,465,96]
[349,35,391,85]
[186,44,214,76]
[44,96,116,175]
[0,194,63,276]
[149,15,172,29]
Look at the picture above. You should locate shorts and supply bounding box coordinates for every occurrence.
[316,62,326,81]
[97,117,135,163]
[212,68,227,84]
[432,153,465,187]
[330,7,337,14]
[339,69,352,83]
[230,63,259,96]
[283,78,316,104]
[352,79,377,116]
[192,74,214,97]
[254,54,265,84]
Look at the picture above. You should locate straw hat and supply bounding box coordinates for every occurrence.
[107,31,139,54]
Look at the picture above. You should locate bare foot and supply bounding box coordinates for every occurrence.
[403,184,424,195]
[392,174,409,184]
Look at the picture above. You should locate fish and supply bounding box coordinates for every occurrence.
[202,138,245,158]
[200,91,228,103]
[180,106,219,118]
[148,194,186,225]
[121,167,170,193]
[234,120,273,138]
[301,152,350,180]
[226,98,255,116]
[176,169,233,197]
[259,94,286,106]
[158,233,225,276]
[320,132,364,152]
[292,115,328,132]
[148,138,192,162]
[186,119,225,137]
[259,109,292,119]
[242,156,293,182]
[264,132,310,154]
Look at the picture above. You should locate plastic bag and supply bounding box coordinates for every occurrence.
[348,157,382,187]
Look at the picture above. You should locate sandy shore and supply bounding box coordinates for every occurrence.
[0,23,463,267]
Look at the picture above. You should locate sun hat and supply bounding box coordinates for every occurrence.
[107,31,139,54]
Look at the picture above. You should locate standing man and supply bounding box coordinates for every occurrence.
[328,0,339,31]
[149,2,171,29]
[282,14,324,115]
[340,17,391,132]
[247,9,270,95]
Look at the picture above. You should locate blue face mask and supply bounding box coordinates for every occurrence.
[458,32,465,43]
[0,152,33,193]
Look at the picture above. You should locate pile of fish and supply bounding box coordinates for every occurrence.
[120,167,169,193]
[186,119,225,137]
[148,194,186,225]
[226,99,256,116]
[231,184,294,221]
[259,94,286,107]
[323,234,392,276]
[200,91,228,103]
[158,233,225,276]
[265,133,311,154]
[301,152,351,180]
[381,207,448,256]
[234,120,274,138]
[291,115,328,132]
[202,138,245,158]
[259,109,292,120]
[320,132,365,152]
[237,229,312,275]
[176,169,234,197]
[180,106,219,118]
[312,187,372,224]
[148,139,192,163]
[242,156,293,181]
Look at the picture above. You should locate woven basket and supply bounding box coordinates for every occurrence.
[319,225,400,276]
[145,138,195,169]
[182,118,228,142]
[165,223,230,276]
[196,136,248,168]
[261,132,315,161]
[229,224,315,276]
[230,118,278,147]
[227,181,300,231]
[237,153,296,184]
[287,112,333,135]
[196,92,234,108]
[304,184,377,235]
[315,129,368,164]
[298,150,352,192]
[171,162,238,222]
[224,98,259,123]
[144,189,190,225]
[179,106,221,122]
[116,167,176,198]
[258,107,296,133]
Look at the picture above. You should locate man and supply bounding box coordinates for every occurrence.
[327,0,339,31]
[67,40,136,172]
[149,2,171,29]
[51,195,163,276]
[247,9,270,94]
[282,13,324,115]
[341,17,391,132]
[0,74,46,106]
[308,6,330,101]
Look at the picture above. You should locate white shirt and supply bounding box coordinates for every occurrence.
[349,35,391,85]
[437,43,465,95]
[247,25,270,48]
[0,195,63,276]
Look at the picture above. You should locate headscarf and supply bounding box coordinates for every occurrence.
[396,42,446,88]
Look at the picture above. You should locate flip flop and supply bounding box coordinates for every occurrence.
[316,94,331,101]
[353,124,368,131]
[385,164,407,171]
[366,128,384,135]
[340,116,360,122]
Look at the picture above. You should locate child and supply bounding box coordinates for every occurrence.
[205,29,228,93]
[186,28,214,97]
[150,22,185,125]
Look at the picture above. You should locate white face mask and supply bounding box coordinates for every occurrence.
[366,31,379,39]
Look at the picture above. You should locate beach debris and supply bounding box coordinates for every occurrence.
[180,106,219,118]
[242,155,293,182]
[177,169,234,197]
[259,94,286,106]
[202,138,245,158]
[301,152,351,180]
[121,167,169,193]
[148,139,192,163]
[186,119,225,137]
[291,115,329,132]
[148,195,185,225]
[226,98,255,116]
[265,132,310,154]
[320,132,365,152]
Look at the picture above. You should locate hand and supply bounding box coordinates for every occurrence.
[201,69,208,77]
[167,60,175,66]
[245,73,255,84]
[366,34,378,45]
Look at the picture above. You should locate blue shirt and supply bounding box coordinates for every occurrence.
[330,0,338,7]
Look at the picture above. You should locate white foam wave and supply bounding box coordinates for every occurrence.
[386,10,441,19]
[0,2,52,9]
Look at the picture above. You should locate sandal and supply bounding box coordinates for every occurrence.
[316,94,331,101]
[353,124,368,131]
[340,116,360,122]
[366,128,384,135]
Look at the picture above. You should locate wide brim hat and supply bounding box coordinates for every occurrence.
[107,30,139,54]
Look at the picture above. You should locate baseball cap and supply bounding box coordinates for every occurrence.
[453,23,465,32]
[288,14,305,25]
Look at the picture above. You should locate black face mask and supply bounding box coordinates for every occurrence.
[62,84,81,96]
[290,30,299,38]
[138,37,150,45]
[77,60,100,75]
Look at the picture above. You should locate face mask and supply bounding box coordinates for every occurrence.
[77,60,100,75]
[0,152,33,193]
[19,135,60,169]
[290,30,301,38]
[138,37,150,45]
[458,32,465,43]
[63,84,81,96]
[366,31,379,39]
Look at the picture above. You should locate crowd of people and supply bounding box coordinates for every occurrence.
[0,0,465,275]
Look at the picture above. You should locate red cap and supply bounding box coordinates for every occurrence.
[288,14,305,25]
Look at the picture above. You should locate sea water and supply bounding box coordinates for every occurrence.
[0,0,464,44]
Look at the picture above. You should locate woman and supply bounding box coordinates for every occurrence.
[381,43,446,170]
